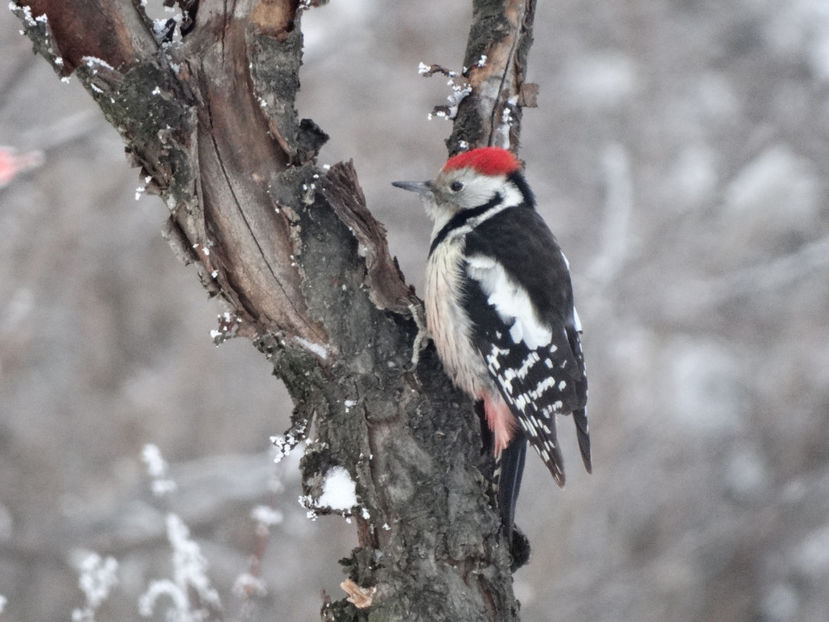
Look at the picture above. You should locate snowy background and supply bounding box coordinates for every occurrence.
[2,1,829,620]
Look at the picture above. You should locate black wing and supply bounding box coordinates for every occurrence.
[462,207,590,485]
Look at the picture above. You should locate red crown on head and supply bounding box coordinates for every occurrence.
[442,147,521,176]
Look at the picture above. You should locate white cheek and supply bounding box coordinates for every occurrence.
[458,177,502,208]
[458,175,522,209]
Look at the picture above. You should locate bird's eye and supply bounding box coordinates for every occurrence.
[450,181,464,192]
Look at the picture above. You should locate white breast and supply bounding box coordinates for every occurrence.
[425,236,494,399]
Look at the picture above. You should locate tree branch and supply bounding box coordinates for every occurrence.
[12,0,537,619]
[450,0,537,154]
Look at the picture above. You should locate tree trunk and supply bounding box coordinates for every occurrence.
[12,1,536,619]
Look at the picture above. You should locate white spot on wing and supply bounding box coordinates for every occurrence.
[516,352,540,379]
[466,255,553,349]
[573,306,582,332]
[529,376,557,400]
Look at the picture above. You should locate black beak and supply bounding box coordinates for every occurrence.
[391,180,433,195]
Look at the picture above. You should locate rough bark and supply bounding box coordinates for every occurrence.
[12,0,536,619]
[449,0,537,154]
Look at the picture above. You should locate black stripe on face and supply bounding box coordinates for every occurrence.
[507,170,535,209]
[428,192,503,257]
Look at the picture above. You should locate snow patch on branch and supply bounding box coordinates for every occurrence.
[493,95,519,149]
[9,2,37,27]
[81,56,114,73]
[299,465,359,521]
[293,336,329,360]
[317,466,358,510]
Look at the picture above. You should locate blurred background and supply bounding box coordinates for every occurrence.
[2,1,829,620]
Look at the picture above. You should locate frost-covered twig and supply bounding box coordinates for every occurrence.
[270,419,307,464]
[142,443,178,497]
[138,514,221,621]
[138,443,220,620]
[419,62,472,121]
[70,552,119,622]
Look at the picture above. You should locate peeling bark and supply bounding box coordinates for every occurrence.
[12,0,536,619]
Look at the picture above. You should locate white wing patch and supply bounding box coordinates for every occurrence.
[466,254,552,349]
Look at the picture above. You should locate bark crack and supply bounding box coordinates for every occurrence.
[200,78,308,330]
[487,0,527,146]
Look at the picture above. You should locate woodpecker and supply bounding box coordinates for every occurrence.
[393,147,591,522]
